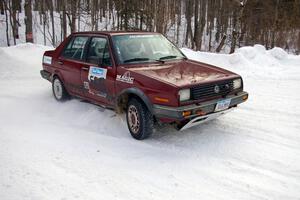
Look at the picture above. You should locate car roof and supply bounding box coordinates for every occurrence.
[72,31,161,36]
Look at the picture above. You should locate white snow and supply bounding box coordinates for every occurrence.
[0,44,300,200]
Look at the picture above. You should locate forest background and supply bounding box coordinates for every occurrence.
[1,0,299,54]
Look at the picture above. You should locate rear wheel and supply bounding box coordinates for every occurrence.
[126,98,153,140]
[52,77,69,101]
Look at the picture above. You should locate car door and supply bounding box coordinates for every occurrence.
[58,36,89,96]
[80,36,116,106]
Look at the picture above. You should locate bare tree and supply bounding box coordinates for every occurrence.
[1,0,300,52]
[2,0,10,46]
[24,0,33,43]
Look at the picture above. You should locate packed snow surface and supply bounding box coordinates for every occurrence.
[0,44,300,200]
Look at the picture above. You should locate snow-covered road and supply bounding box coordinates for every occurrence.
[0,44,300,200]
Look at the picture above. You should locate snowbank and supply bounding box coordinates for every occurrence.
[0,43,53,80]
[0,44,300,200]
[181,45,300,80]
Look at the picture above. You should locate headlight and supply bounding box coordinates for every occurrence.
[233,78,242,89]
[179,89,190,101]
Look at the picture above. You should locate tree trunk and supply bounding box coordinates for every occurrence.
[194,0,206,51]
[216,34,227,53]
[62,2,67,39]
[193,0,199,48]
[230,7,238,54]
[0,0,4,15]
[175,0,181,45]
[271,0,279,48]
[70,0,77,33]
[185,0,193,47]
[24,0,33,43]
[43,13,46,45]
[49,1,55,46]
[11,0,20,40]
[297,32,300,55]
[208,26,212,51]
[3,1,10,46]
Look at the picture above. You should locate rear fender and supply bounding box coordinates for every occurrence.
[52,70,65,84]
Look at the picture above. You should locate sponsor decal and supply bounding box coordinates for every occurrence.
[116,71,134,84]
[129,35,154,38]
[88,66,107,81]
[83,81,90,89]
[43,56,52,64]
[87,66,108,98]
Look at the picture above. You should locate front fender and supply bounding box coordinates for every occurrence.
[116,88,153,114]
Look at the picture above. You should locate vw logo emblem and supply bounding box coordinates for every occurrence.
[225,84,230,90]
[214,85,220,93]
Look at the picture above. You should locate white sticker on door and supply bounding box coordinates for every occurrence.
[88,66,107,81]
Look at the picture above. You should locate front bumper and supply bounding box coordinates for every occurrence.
[179,108,236,130]
[153,91,248,128]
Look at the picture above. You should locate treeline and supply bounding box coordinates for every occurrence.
[1,0,300,53]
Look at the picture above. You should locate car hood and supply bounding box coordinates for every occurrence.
[127,59,238,87]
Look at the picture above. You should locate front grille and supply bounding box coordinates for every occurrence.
[191,80,234,100]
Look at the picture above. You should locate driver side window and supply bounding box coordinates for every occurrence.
[86,37,112,66]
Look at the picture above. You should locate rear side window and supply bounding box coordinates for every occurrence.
[86,37,112,66]
[62,36,89,61]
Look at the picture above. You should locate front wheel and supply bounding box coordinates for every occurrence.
[52,77,69,101]
[126,98,154,140]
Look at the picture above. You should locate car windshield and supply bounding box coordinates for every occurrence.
[112,34,185,65]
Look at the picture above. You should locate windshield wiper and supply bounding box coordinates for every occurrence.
[159,55,178,60]
[124,58,150,63]
[123,56,181,64]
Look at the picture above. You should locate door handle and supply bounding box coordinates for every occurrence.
[82,67,89,71]
[58,61,63,65]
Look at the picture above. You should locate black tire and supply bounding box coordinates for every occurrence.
[52,76,69,101]
[126,98,154,140]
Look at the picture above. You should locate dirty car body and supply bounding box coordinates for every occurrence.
[41,31,248,139]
